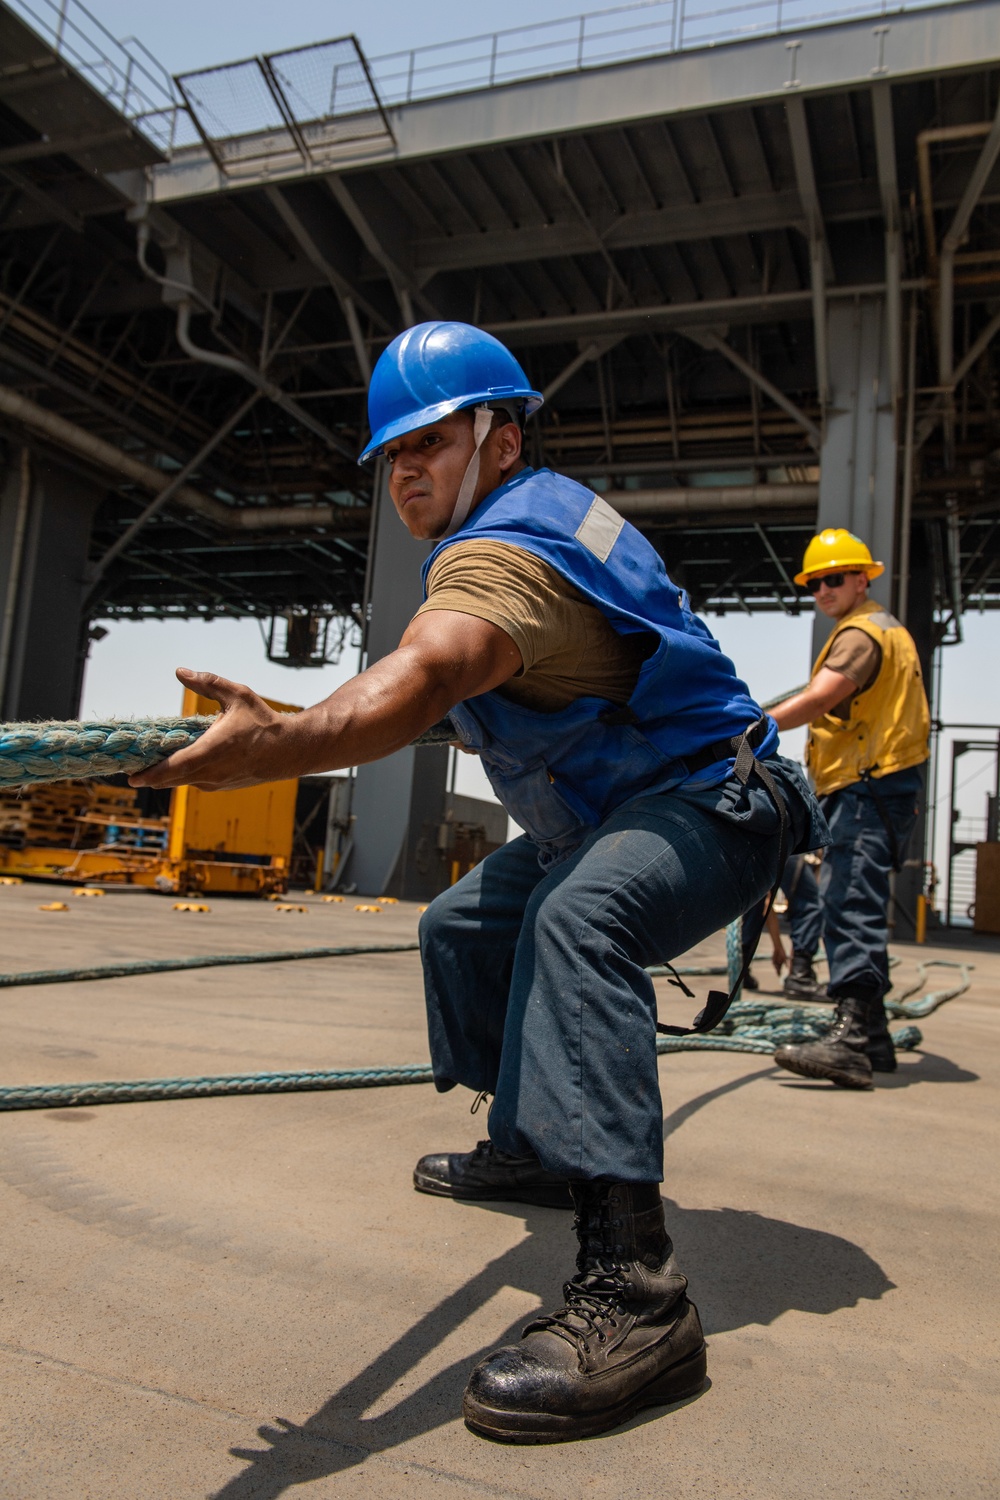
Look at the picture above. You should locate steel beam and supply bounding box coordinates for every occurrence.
[872,81,902,408]
[324,175,438,324]
[484,280,917,347]
[0,453,102,719]
[938,90,1000,467]
[542,337,621,402]
[0,381,366,535]
[689,330,821,448]
[613,484,817,515]
[142,2,1000,203]
[84,390,263,591]
[264,186,391,336]
[915,305,1000,450]
[173,302,359,460]
[0,128,133,167]
[813,297,897,651]
[348,469,448,900]
[340,294,372,386]
[413,190,807,275]
[786,95,830,411]
[0,164,83,233]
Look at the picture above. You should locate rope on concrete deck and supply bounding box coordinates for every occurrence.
[887,960,974,1018]
[0,1004,927,1113]
[0,716,458,787]
[1,948,729,991]
[0,942,423,989]
[0,1064,436,1111]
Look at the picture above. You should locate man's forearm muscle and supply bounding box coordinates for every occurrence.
[130,610,522,791]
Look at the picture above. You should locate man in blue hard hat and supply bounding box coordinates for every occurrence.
[132,322,827,1445]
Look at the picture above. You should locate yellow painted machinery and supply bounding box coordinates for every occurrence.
[0,689,302,895]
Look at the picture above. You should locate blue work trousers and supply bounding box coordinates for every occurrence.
[419,773,798,1184]
[821,778,921,1001]
[783,855,823,956]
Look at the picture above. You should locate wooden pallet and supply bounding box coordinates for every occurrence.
[0,782,142,850]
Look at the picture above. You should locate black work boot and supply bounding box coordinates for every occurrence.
[413,1140,572,1209]
[462,1181,706,1443]
[773,993,874,1089]
[865,996,897,1073]
[783,951,822,1001]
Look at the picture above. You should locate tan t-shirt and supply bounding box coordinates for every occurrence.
[824,627,882,718]
[417,539,651,713]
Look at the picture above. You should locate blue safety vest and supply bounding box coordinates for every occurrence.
[423,467,776,865]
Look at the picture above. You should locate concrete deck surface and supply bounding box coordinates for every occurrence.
[0,882,997,1499]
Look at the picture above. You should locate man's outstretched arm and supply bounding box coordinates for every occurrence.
[129,609,522,791]
[769,666,859,732]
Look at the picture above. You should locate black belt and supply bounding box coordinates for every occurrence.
[684,714,772,777]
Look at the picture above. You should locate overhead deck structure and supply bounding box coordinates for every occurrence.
[1,0,998,651]
[0,0,998,891]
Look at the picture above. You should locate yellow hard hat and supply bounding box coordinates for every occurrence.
[794,527,885,586]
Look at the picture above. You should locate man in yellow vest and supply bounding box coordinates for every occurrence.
[767,529,930,1088]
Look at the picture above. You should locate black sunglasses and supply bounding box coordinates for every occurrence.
[804,571,861,594]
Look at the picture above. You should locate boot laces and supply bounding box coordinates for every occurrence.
[529,1264,630,1354]
[528,1200,631,1355]
[467,1139,520,1166]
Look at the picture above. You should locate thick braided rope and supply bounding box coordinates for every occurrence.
[0,718,212,786]
[0,715,458,787]
[726,916,743,996]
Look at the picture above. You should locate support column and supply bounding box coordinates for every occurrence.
[346,469,450,899]
[0,447,102,720]
[812,296,898,658]
[892,525,935,938]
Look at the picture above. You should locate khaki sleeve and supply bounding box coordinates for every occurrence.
[824,628,882,690]
[417,540,580,673]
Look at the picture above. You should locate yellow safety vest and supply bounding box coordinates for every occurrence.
[805,599,930,797]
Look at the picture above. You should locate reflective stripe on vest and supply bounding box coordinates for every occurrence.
[805,599,930,797]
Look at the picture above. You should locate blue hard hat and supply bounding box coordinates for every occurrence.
[358,321,543,465]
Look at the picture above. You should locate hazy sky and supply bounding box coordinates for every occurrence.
[83,0,599,76]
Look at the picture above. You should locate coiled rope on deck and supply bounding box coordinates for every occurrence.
[0,716,458,787]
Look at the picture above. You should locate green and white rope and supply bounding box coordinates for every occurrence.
[0,999,929,1113]
[0,715,458,787]
[0,943,422,990]
[0,1064,435,1111]
[0,718,213,786]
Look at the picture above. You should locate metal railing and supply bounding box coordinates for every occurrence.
[4,0,974,162]
[366,0,962,107]
[4,0,178,141]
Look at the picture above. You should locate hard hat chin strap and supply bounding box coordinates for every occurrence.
[441,405,493,539]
